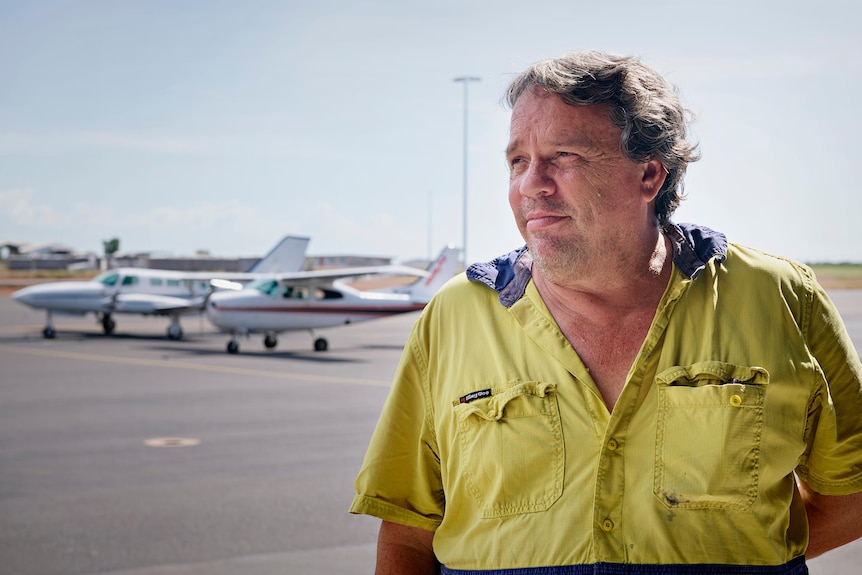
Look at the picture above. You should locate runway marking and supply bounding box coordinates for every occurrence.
[0,344,392,387]
[0,323,67,334]
[144,437,201,447]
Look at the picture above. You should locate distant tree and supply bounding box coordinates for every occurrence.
[102,238,120,270]
[195,249,210,255]
[103,238,120,257]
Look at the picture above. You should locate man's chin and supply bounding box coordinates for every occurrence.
[529,242,583,278]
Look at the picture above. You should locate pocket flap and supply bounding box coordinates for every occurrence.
[656,361,770,387]
[454,381,556,422]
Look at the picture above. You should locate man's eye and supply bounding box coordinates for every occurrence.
[509,160,527,176]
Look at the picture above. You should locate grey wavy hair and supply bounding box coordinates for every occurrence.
[505,50,700,225]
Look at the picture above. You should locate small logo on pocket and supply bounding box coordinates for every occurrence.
[459,389,492,404]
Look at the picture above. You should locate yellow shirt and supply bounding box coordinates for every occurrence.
[351,229,862,572]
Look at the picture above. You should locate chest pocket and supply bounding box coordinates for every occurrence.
[454,381,563,518]
[654,362,769,511]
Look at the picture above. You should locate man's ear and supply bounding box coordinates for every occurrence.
[641,159,668,202]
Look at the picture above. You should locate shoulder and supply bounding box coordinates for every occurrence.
[672,221,816,291]
[410,259,521,342]
[691,241,820,327]
[724,242,816,290]
[422,272,499,315]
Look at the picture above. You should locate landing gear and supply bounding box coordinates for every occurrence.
[101,314,116,335]
[166,317,183,340]
[308,329,329,352]
[42,311,56,339]
[263,334,278,349]
[226,330,241,354]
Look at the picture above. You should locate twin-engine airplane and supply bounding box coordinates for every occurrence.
[12,236,310,340]
[205,245,461,353]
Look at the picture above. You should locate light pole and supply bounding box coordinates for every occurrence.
[454,76,480,264]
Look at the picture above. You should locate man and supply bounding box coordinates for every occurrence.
[350,50,862,574]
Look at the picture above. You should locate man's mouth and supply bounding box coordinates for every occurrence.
[525,212,567,231]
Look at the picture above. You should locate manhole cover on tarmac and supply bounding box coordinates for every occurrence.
[143,437,200,447]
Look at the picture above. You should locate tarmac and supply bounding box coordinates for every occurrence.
[1,289,861,574]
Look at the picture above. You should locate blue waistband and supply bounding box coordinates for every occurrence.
[441,556,807,575]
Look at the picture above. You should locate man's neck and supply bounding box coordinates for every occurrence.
[533,231,672,313]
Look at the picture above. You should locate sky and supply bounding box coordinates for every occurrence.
[1,0,860,264]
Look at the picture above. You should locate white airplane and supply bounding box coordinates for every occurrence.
[11,235,310,340]
[205,245,461,353]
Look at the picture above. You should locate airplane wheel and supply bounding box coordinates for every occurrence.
[264,334,278,349]
[102,316,116,335]
[43,327,56,339]
[227,341,239,354]
[167,325,183,340]
[313,337,328,352]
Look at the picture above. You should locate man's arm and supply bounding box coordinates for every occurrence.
[798,477,862,558]
[375,520,439,575]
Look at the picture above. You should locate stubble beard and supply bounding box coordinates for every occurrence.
[518,199,593,285]
[526,231,590,286]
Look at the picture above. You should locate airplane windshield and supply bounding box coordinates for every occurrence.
[93,271,120,286]
[250,279,279,296]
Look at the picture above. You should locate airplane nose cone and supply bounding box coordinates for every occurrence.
[11,284,40,305]
[205,296,226,324]
[10,281,107,311]
[205,291,261,329]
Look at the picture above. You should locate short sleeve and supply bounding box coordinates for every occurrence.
[796,279,862,494]
[350,318,444,531]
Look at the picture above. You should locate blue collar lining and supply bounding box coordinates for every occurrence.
[466,223,728,308]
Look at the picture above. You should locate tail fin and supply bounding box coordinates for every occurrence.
[408,245,462,303]
[245,236,310,273]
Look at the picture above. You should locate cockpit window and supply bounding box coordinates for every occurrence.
[319,288,344,300]
[250,279,279,296]
[121,275,139,286]
[94,271,120,286]
[282,286,310,299]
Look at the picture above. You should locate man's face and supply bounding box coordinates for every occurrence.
[507,88,655,282]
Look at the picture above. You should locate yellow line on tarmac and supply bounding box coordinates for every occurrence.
[0,344,391,388]
[0,324,57,334]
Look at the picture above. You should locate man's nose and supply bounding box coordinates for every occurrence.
[516,160,556,198]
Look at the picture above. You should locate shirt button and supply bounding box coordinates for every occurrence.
[607,438,618,451]
[730,394,742,407]
[601,518,614,532]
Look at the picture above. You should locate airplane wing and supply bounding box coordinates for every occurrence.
[113,293,205,315]
[265,264,430,287]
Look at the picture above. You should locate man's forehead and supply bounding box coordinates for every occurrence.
[507,94,617,148]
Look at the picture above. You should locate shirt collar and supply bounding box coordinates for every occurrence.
[466,222,728,308]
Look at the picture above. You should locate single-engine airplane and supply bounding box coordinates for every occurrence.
[205,245,461,353]
[12,235,310,340]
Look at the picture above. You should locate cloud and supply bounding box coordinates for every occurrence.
[0,190,295,254]
[0,131,211,156]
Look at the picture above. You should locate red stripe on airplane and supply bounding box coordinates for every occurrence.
[214,305,426,314]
